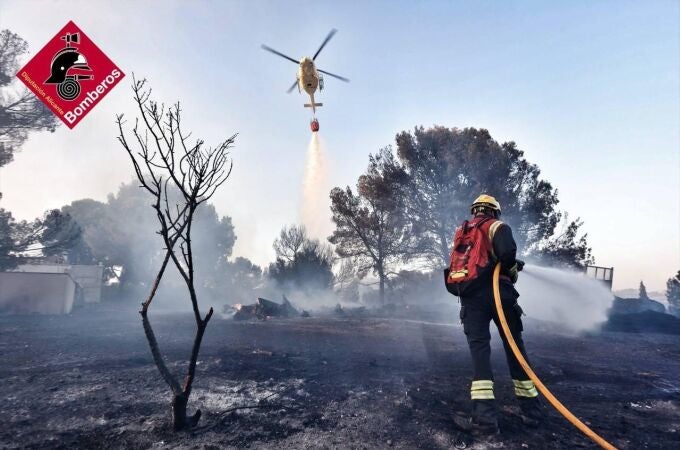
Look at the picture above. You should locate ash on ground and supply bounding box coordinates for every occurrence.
[1,305,679,449]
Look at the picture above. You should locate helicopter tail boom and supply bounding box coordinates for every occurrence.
[304,93,322,113]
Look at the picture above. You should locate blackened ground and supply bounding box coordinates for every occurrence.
[1,305,679,450]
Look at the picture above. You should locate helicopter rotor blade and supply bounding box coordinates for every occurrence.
[261,44,299,64]
[286,80,298,93]
[313,28,337,61]
[318,69,350,83]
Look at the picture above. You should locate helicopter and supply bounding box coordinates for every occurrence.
[261,29,349,132]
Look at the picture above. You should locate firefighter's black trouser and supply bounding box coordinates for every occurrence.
[460,281,538,423]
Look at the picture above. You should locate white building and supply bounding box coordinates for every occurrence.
[0,271,76,314]
[0,264,103,314]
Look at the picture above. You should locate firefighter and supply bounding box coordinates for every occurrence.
[445,194,544,435]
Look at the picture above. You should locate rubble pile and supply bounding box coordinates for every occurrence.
[226,296,307,321]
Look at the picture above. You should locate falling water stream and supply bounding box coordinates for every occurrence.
[301,132,332,240]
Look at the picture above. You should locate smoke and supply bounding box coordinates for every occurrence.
[301,133,332,241]
[268,287,341,313]
[515,264,615,333]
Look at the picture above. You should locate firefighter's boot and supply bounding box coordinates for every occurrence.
[518,397,544,428]
[453,400,499,435]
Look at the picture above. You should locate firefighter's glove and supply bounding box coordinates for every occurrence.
[508,264,519,284]
[516,259,525,272]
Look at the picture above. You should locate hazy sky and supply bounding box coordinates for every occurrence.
[0,0,678,291]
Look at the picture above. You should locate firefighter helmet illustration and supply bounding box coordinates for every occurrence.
[44,32,93,101]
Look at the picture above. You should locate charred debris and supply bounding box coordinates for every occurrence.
[222,295,459,323]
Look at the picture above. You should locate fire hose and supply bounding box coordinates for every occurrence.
[492,263,617,450]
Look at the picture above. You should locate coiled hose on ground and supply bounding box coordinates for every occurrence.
[492,263,617,450]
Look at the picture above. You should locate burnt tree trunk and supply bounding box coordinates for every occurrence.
[172,393,200,430]
[139,248,215,431]
[142,306,213,430]
[378,266,386,306]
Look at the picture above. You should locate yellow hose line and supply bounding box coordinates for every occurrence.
[492,263,617,450]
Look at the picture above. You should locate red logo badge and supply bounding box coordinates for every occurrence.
[16,21,124,129]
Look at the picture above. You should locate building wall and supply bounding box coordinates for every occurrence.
[17,264,103,304]
[0,272,76,314]
[67,265,104,304]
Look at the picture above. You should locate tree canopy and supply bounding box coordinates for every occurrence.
[0,29,63,267]
[62,181,237,300]
[0,29,58,170]
[329,148,414,304]
[329,125,595,304]
[639,280,649,300]
[394,126,591,269]
[0,209,85,270]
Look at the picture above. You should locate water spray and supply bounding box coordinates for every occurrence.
[515,264,614,333]
[493,263,618,449]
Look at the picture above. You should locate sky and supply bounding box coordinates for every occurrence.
[0,0,678,291]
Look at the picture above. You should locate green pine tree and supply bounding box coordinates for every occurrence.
[639,281,649,300]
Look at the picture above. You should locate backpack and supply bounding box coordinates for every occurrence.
[445,216,502,296]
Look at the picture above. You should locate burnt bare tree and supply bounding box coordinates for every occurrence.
[334,257,360,303]
[116,76,235,430]
[268,224,334,292]
[273,224,308,264]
